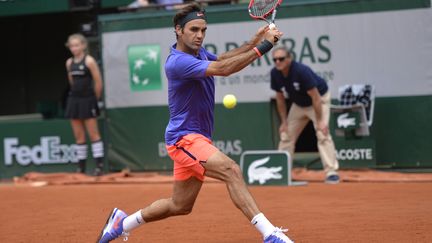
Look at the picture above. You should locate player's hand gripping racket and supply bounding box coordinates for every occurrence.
[248,0,283,41]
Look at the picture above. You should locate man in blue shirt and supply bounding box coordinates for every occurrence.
[271,46,340,184]
[98,2,294,243]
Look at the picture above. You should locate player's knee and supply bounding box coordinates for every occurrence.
[221,160,243,183]
[231,163,243,180]
[173,203,193,216]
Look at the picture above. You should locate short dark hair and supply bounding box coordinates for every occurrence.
[272,45,292,58]
[173,2,203,28]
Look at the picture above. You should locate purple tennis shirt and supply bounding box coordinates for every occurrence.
[164,44,218,145]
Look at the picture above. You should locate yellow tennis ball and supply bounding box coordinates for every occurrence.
[223,94,237,109]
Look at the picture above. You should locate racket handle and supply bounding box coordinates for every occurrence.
[268,23,279,43]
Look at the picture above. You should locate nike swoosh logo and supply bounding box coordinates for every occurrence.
[113,217,122,230]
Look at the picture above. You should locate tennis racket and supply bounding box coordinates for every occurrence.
[248,0,283,30]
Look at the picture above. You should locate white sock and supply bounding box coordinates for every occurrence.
[91,140,104,158]
[123,210,145,232]
[75,144,88,161]
[251,213,275,239]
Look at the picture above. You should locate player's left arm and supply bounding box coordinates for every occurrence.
[217,25,269,61]
[86,56,103,100]
[307,87,328,135]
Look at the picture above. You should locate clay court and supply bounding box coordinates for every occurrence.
[1,171,432,243]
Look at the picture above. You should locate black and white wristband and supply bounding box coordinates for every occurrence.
[253,40,274,57]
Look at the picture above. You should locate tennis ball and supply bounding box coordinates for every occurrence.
[223,94,237,109]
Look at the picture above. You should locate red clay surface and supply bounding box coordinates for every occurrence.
[1,181,432,243]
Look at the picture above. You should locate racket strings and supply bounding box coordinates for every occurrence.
[250,0,278,17]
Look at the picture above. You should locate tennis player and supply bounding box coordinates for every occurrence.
[97,2,293,243]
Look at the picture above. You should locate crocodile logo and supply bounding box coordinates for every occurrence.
[337,113,356,128]
[248,156,282,185]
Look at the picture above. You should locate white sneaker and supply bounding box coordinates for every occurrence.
[263,227,294,243]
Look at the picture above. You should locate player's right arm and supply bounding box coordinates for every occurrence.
[65,58,73,85]
[217,25,269,61]
[206,28,282,77]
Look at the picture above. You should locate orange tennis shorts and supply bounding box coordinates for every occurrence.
[166,133,219,181]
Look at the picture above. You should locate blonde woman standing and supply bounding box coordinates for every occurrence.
[65,33,104,176]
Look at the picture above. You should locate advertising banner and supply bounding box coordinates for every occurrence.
[0,120,79,178]
[102,8,432,108]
